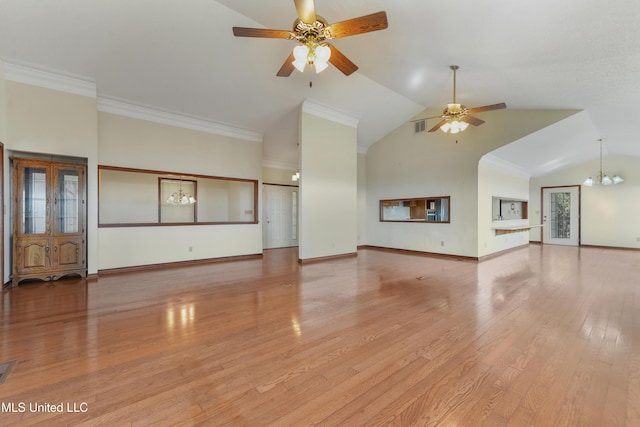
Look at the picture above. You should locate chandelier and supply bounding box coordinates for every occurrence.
[166,180,196,204]
[583,139,623,186]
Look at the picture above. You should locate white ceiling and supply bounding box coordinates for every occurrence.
[1,0,639,173]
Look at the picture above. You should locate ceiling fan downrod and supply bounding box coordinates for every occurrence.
[451,65,459,104]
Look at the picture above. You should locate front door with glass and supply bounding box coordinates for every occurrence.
[542,186,580,246]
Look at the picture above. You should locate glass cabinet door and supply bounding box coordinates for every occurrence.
[55,166,83,234]
[20,166,49,235]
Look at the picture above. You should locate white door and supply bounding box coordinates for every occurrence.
[262,184,298,249]
[542,186,580,246]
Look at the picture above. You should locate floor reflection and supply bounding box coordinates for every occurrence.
[3,244,640,425]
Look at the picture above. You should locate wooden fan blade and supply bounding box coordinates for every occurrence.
[277,52,296,77]
[327,43,358,75]
[461,115,485,126]
[465,102,506,114]
[327,11,388,38]
[410,115,444,123]
[428,119,449,132]
[294,0,316,23]
[232,27,293,39]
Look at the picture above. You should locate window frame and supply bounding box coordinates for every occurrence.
[98,165,259,227]
[379,196,451,223]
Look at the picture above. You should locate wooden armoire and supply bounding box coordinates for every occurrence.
[12,158,87,285]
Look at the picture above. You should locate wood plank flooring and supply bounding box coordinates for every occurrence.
[1,245,639,426]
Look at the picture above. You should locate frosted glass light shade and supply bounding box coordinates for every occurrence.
[293,59,307,72]
[315,61,328,73]
[292,44,331,73]
[293,45,309,61]
[315,44,331,63]
[441,119,468,134]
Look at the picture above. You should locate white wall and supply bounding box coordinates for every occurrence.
[478,159,530,257]
[262,166,299,187]
[97,112,263,269]
[366,121,479,257]
[366,109,578,258]
[4,81,99,278]
[530,155,640,248]
[357,153,367,246]
[298,109,357,260]
[99,169,159,223]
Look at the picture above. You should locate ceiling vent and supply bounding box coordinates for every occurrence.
[414,119,426,133]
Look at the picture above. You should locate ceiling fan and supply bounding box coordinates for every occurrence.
[232,0,388,76]
[412,65,507,134]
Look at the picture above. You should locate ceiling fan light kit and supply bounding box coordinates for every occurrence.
[293,42,331,73]
[232,0,388,77]
[440,119,468,134]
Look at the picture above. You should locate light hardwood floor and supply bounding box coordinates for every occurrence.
[1,245,639,426]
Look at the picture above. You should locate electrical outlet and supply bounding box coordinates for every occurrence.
[188,246,193,252]
[441,241,444,247]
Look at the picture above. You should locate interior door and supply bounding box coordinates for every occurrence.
[262,184,298,249]
[542,186,580,246]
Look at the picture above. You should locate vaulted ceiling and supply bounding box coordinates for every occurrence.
[1,1,639,174]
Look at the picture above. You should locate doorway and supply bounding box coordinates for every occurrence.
[541,185,580,246]
[262,184,298,249]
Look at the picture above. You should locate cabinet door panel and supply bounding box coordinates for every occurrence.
[53,237,85,270]
[15,239,50,273]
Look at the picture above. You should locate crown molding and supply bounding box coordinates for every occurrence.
[97,97,263,143]
[2,58,96,98]
[481,154,531,179]
[0,59,262,142]
[302,99,359,128]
